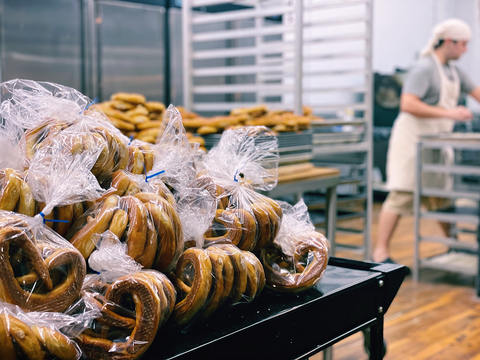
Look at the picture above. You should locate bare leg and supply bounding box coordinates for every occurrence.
[372,208,401,262]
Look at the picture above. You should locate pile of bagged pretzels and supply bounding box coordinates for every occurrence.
[0,80,329,360]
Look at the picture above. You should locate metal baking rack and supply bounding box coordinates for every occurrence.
[182,0,373,260]
[414,133,480,296]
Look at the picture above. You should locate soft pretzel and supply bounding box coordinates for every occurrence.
[120,196,148,261]
[196,176,229,210]
[0,226,86,312]
[213,244,247,304]
[70,195,119,259]
[55,204,74,237]
[202,246,234,319]
[251,203,272,251]
[108,209,128,239]
[261,232,328,293]
[137,143,154,173]
[0,168,22,212]
[0,313,17,360]
[78,271,173,360]
[110,92,146,105]
[145,101,166,113]
[25,120,68,161]
[143,202,175,272]
[135,218,158,269]
[127,145,145,175]
[242,251,265,301]
[169,248,212,326]
[32,325,79,360]
[15,179,36,217]
[1,314,44,360]
[111,100,136,111]
[204,209,243,247]
[231,208,257,251]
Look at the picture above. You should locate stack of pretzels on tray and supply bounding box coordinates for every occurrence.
[0,78,330,359]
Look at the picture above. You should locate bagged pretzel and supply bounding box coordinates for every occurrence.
[0,211,87,312]
[77,236,176,360]
[261,200,329,293]
[0,79,130,184]
[200,126,283,251]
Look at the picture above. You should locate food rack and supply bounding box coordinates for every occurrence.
[414,133,480,296]
[181,0,374,259]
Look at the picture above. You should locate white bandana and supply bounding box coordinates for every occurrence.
[420,18,472,58]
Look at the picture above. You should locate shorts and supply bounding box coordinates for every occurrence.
[382,190,452,216]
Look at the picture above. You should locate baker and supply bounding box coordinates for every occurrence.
[372,18,480,264]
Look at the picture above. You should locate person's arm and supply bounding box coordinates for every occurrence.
[400,93,472,120]
[469,86,480,103]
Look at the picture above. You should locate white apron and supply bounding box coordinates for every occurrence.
[386,54,460,192]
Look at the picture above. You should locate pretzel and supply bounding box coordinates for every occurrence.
[108,209,128,239]
[1,314,44,359]
[0,313,17,359]
[15,179,36,217]
[196,176,228,209]
[125,105,149,117]
[70,195,119,259]
[137,143,154,173]
[251,202,272,251]
[261,232,328,293]
[32,325,79,360]
[202,246,234,319]
[135,192,184,265]
[145,101,166,113]
[204,209,243,247]
[96,170,131,204]
[135,218,158,269]
[25,120,68,160]
[242,251,265,301]
[169,248,212,326]
[55,204,74,237]
[118,196,148,262]
[127,145,144,175]
[0,168,21,212]
[213,244,247,304]
[0,226,86,312]
[78,271,172,360]
[231,208,257,251]
[143,202,175,271]
[111,100,136,111]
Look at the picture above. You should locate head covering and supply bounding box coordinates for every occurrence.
[420,18,472,58]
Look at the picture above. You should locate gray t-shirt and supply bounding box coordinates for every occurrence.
[402,56,476,105]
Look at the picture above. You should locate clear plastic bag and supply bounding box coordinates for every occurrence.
[67,190,184,272]
[0,211,87,312]
[0,301,92,360]
[76,237,176,360]
[199,126,282,252]
[260,200,329,293]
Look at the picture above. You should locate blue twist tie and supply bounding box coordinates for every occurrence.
[234,164,246,182]
[80,97,99,114]
[39,212,70,224]
[145,170,165,183]
[129,135,134,145]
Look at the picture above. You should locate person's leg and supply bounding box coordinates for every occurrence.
[372,208,401,262]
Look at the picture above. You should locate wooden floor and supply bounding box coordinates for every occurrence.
[311,201,480,360]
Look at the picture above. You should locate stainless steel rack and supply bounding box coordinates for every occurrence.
[414,134,480,296]
[182,0,373,259]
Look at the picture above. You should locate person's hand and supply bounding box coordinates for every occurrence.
[446,106,473,121]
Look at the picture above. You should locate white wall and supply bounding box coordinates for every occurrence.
[372,0,480,110]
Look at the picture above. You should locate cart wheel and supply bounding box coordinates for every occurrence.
[362,328,387,358]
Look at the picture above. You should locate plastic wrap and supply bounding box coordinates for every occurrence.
[260,200,329,293]
[149,105,197,197]
[67,190,183,272]
[198,126,282,251]
[0,301,89,360]
[0,211,87,312]
[76,237,176,360]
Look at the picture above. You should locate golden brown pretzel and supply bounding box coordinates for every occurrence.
[213,244,247,304]
[135,218,158,269]
[32,325,79,360]
[242,251,265,302]
[111,92,146,105]
[70,195,119,259]
[138,143,154,174]
[231,208,257,251]
[25,119,68,161]
[1,314,44,360]
[54,204,74,237]
[202,246,234,319]
[0,226,86,312]
[127,145,145,175]
[120,196,148,261]
[143,202,175,271]
[15,179,36,217]
[0,313,17,360]
[108,209,128,239]
[0,168,22,212]
[78,271,172,360]
[196,176,228,210]
[168,248,212,327]
[261,232,328,293]
[204,209,243,247]
[251,202,272,251]
[96,170,131,205]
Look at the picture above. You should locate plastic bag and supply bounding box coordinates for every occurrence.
[199,126,283,251]
[260,200,329,293]
[76,236,176,360]
[67,190,183,272]
[149,105,197,197]
[0,301,89,360]
[0,211,87,312]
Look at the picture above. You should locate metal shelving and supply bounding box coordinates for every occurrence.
[414,134,480,296]
[182,0,373,260]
